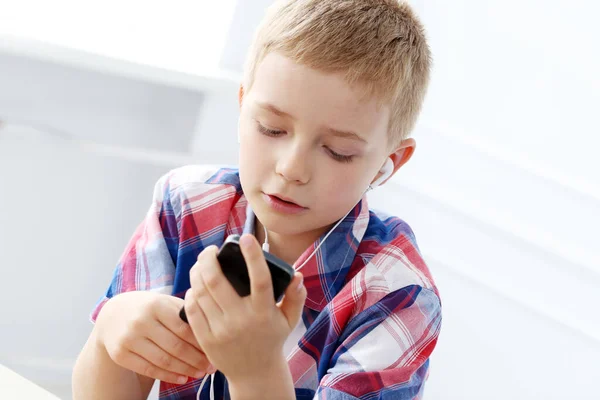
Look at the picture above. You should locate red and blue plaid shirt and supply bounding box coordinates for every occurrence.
[91,165,442,399]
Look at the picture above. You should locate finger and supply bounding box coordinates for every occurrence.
[184,288,212,345]
[279,272,307,330]
[130,339,204,381]
[239,234,274,309]
[190,257,225,324]
[198,246,244,315]
[159,295,206,351]
[149,321,211,373]
[121,350,191,385]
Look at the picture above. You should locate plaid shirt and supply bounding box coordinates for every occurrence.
[91,165,442,400]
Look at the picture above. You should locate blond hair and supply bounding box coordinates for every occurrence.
[243,0,431,147]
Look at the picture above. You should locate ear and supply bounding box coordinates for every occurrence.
[378,138,416,186]
[238,85,245,108]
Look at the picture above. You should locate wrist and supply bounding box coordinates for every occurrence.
[94,296,118,348]
[228,355,294,400]
[91,299,121,364]
[89,323,111,362]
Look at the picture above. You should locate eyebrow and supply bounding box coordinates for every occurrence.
[256,101,368,143]
[325,127,367,143]
[256,102,295,119]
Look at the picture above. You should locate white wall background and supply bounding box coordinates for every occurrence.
[0,1,599,399]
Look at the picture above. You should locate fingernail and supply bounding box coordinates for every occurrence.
[177,376,188,384]
[296,274,304,292]
[240,234,253,249]
[199,245,218,259]
[206,245,219,256]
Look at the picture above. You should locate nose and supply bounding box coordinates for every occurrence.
[275,142,311,184]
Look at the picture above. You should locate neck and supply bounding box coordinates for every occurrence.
[255,219,330,266]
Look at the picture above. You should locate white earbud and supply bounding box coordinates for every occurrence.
[368,158,394,190]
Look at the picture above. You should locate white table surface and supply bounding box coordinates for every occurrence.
[0,364,61,400]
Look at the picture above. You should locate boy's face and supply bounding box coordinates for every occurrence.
[238,52,407,241]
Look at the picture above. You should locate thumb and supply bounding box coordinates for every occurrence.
[279,272,307,330]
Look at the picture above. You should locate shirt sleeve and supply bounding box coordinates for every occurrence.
[90,170,180,323]
[314,285,442,400]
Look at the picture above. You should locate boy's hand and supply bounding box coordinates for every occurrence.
[95,291,215,385]
[184,234,307,388]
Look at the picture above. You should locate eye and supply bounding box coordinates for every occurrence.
[256,121,285,137]
[326,147,354,163]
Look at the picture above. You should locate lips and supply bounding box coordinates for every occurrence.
[262,192,308,215]
[269,194,303,207]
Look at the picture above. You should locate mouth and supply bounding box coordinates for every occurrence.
[269,193,304,207]
[262,192,308,214]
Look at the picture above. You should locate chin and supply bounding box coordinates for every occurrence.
[254,206,305,233]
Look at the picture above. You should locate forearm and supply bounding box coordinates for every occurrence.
[72,326,153,400]
[228,356,295,400]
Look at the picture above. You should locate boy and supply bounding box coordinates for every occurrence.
[72,0,442,399]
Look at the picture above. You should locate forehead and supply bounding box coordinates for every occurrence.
[247,52,390,141]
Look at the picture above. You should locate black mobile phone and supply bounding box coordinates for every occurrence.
[179,234,295,323]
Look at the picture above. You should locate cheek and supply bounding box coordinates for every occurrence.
[239,128,274,188]
[239,119,260,164]
[317,172,368,212]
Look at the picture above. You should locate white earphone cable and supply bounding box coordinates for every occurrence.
[196,373,210,400]
[262,225,270,252]
[293,202,355,272]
